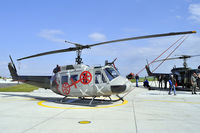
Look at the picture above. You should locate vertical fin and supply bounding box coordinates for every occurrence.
[8,55,18,79]
[145,65,153,76]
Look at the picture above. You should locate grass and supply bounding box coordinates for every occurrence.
[0,84,38,92]
[130,77,156,83]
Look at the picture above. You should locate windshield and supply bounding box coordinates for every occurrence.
[104,68,119,81]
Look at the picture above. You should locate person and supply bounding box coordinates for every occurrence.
[163,75,168,89]
[53,65,61,73]
[158,75,163,89]
[168,75,176,95]
[143,77,150,89]
[197,73,200,89]
[191,72,198,95]
[135,74,139,87]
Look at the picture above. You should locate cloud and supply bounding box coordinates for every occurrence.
[176,15,182,19]
[0,62,7,66]
[188,3,200,22]
[0,61,9,77]
[185,0,192,2]
[38,29,65,43]
[88,32,106,42]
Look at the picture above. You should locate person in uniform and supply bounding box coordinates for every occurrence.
[143,77,151,89]
[191,72,198,95]
[163,75,168,89]
[197,73,200,90]
[135,74,139,87]
[53,65,61,73]
[158,75,163,89]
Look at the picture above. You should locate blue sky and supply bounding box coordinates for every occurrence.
[0,0,200,77]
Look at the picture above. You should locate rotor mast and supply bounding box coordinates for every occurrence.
[65,40,83,64]
[183,58,187,68]
[76,50,82,64]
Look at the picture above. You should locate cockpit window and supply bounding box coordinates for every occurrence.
[71,75,78,81]
[104,68,119,81]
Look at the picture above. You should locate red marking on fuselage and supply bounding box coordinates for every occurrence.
[60,71,92,96]
[70,78,77,88]
[62,82,71,95]
[80,71,92,85]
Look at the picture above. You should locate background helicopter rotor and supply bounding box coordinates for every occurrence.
[17,31,196,64]
[154,54,200,68]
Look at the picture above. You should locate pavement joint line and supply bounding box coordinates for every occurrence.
[37,99,128,109]
[22,109,66,133]
[132,100,138,133]
[142,99,200,104]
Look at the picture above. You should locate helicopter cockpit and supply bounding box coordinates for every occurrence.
[104,67,119,81]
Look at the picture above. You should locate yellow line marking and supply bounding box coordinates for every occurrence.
[143,99,200,104]
[37,100,128,109]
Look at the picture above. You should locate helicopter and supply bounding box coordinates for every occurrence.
[8,30,196,103]
[146,54,200,89]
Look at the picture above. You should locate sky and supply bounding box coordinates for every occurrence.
[0,0,200,77]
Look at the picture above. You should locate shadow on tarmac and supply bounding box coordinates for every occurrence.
[0,93,121,107]
[146,86,193,91]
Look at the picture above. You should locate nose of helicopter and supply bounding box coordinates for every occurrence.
[109,76,134,94]
[111,85,126,93]
[110,79,134,94]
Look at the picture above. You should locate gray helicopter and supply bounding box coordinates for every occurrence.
[8,31,196,103]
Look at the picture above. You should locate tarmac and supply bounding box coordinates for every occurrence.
[0,82,200,133]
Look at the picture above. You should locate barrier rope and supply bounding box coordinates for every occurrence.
[152,35,189,72]
[136,35,185,75]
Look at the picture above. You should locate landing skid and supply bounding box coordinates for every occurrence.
[58,96,123,105]
[89,96,96,105]
[60,96,67,103]
[116,94,124,102]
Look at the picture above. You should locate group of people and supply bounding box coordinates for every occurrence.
[158,75,168,89]
[140,71,200,95]
[158,72,200,95]
[158,74,177,95]
[144,74,177,95]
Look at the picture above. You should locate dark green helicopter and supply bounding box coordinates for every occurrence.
[146,55,200,89]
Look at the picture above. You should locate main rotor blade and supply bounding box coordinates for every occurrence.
[17,30,196,61]
[179,54,200,58]
[88,31,196,47]
[154,54,200,62]
[154,57,181,62]
[190,54,200,57]
[17,47,80,61]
